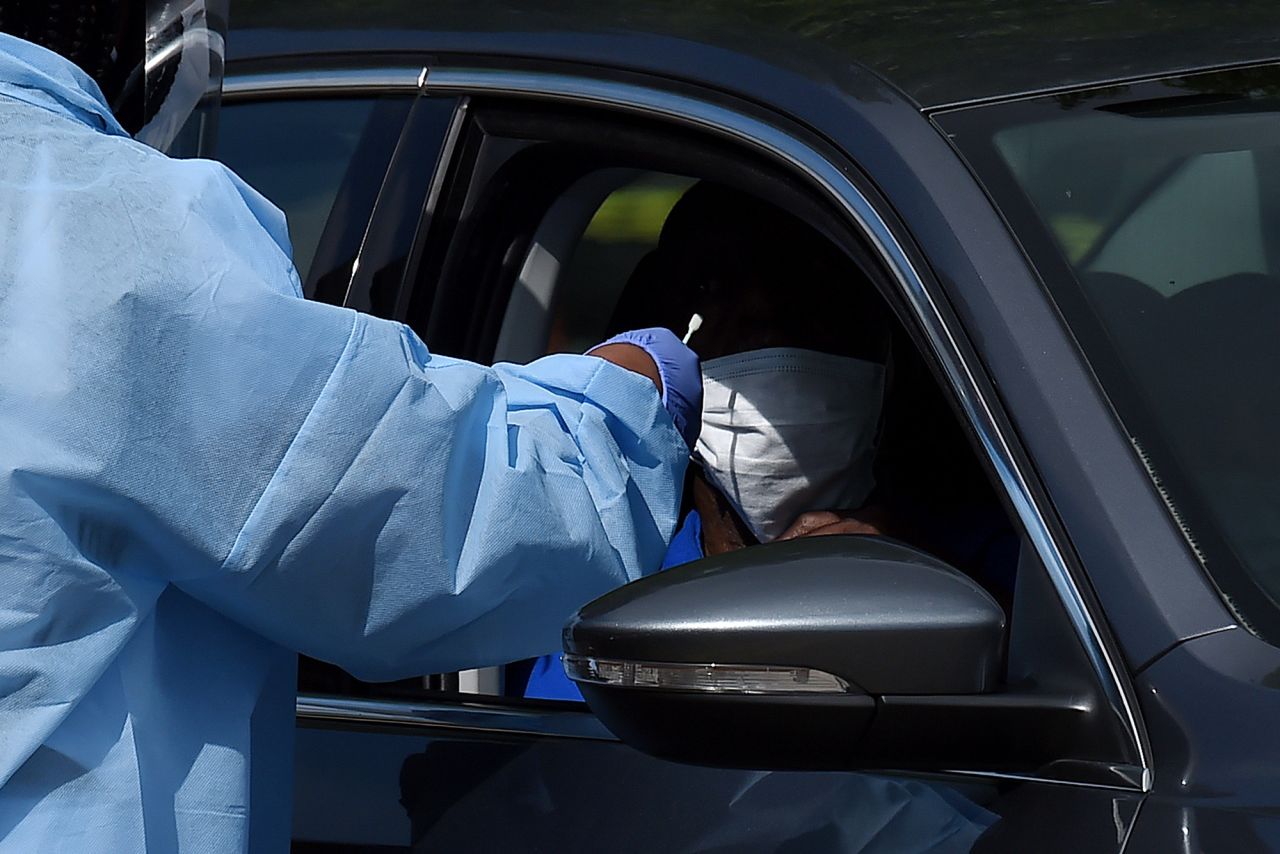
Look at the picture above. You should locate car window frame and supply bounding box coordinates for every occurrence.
[226,62,1150,793]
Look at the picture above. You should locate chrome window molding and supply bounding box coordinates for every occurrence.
[270,63,1148,791]
[221,67,423,100]
[297,695,618,742]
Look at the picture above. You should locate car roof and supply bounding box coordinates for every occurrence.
[231,1,1280,110]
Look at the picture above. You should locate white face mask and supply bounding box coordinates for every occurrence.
[695,347,886,543]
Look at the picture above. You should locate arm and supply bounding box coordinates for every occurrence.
[49,158,689,681]
[177,314,689,680]
[590,343,663,394]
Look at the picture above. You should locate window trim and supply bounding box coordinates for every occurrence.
[222,67,423,100]
[223,64,1150,792]
[297,694,617,742]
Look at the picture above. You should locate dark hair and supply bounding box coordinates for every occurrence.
[0,1,130,96]
[611,181,891,362]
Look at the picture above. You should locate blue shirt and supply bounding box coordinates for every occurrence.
[524,510,704,701]
[0,35,686,852]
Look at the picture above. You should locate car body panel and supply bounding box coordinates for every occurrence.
[294,714,1147,852]
[207,4,1280,848]
[1127,627,1280,849]
[231,1,1280,109]
[1138,628,1280,806]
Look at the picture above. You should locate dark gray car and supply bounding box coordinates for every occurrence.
[215,3,1280,850]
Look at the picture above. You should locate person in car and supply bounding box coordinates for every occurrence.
[617,180,1016,584]
[526,181,898,699]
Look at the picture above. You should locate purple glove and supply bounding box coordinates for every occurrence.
[590,327,702,448]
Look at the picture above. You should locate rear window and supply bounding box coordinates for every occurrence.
[939,65,1280,639]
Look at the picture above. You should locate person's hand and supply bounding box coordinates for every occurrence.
[589,328,702,447]
[776,508,886,541]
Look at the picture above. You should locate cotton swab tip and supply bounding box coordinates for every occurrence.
[682,313,704,345]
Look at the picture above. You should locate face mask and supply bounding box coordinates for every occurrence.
[695,347,886,543]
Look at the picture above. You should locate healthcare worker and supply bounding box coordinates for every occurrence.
[0,3,700,852]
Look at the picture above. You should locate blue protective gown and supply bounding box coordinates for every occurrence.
[0,36,686,852]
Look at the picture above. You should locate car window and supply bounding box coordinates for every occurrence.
[306,164,1017,704]
[940,65,1280,639]
[217,97,396,284]
[498,174,1017,702]
[1086,150,1267,291]
[993,116,1271,293]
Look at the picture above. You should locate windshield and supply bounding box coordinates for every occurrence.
[938,65,1280,639]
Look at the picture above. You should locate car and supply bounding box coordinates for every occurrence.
[213,2,1280,850]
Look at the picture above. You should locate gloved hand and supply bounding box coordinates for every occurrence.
[589,328,702,448]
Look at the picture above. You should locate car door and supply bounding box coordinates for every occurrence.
[932,67,1280,851]
[215,56,1148,852]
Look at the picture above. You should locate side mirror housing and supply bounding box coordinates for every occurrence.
[562,537,1062,771]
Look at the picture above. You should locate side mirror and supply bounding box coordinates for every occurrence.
[563,537,1083,772]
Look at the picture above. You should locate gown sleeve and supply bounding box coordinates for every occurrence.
[182,315,689,680]
[16,149,687,681]
[183,163,689,679]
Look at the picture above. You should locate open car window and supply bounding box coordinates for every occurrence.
[327,164,1019,703]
